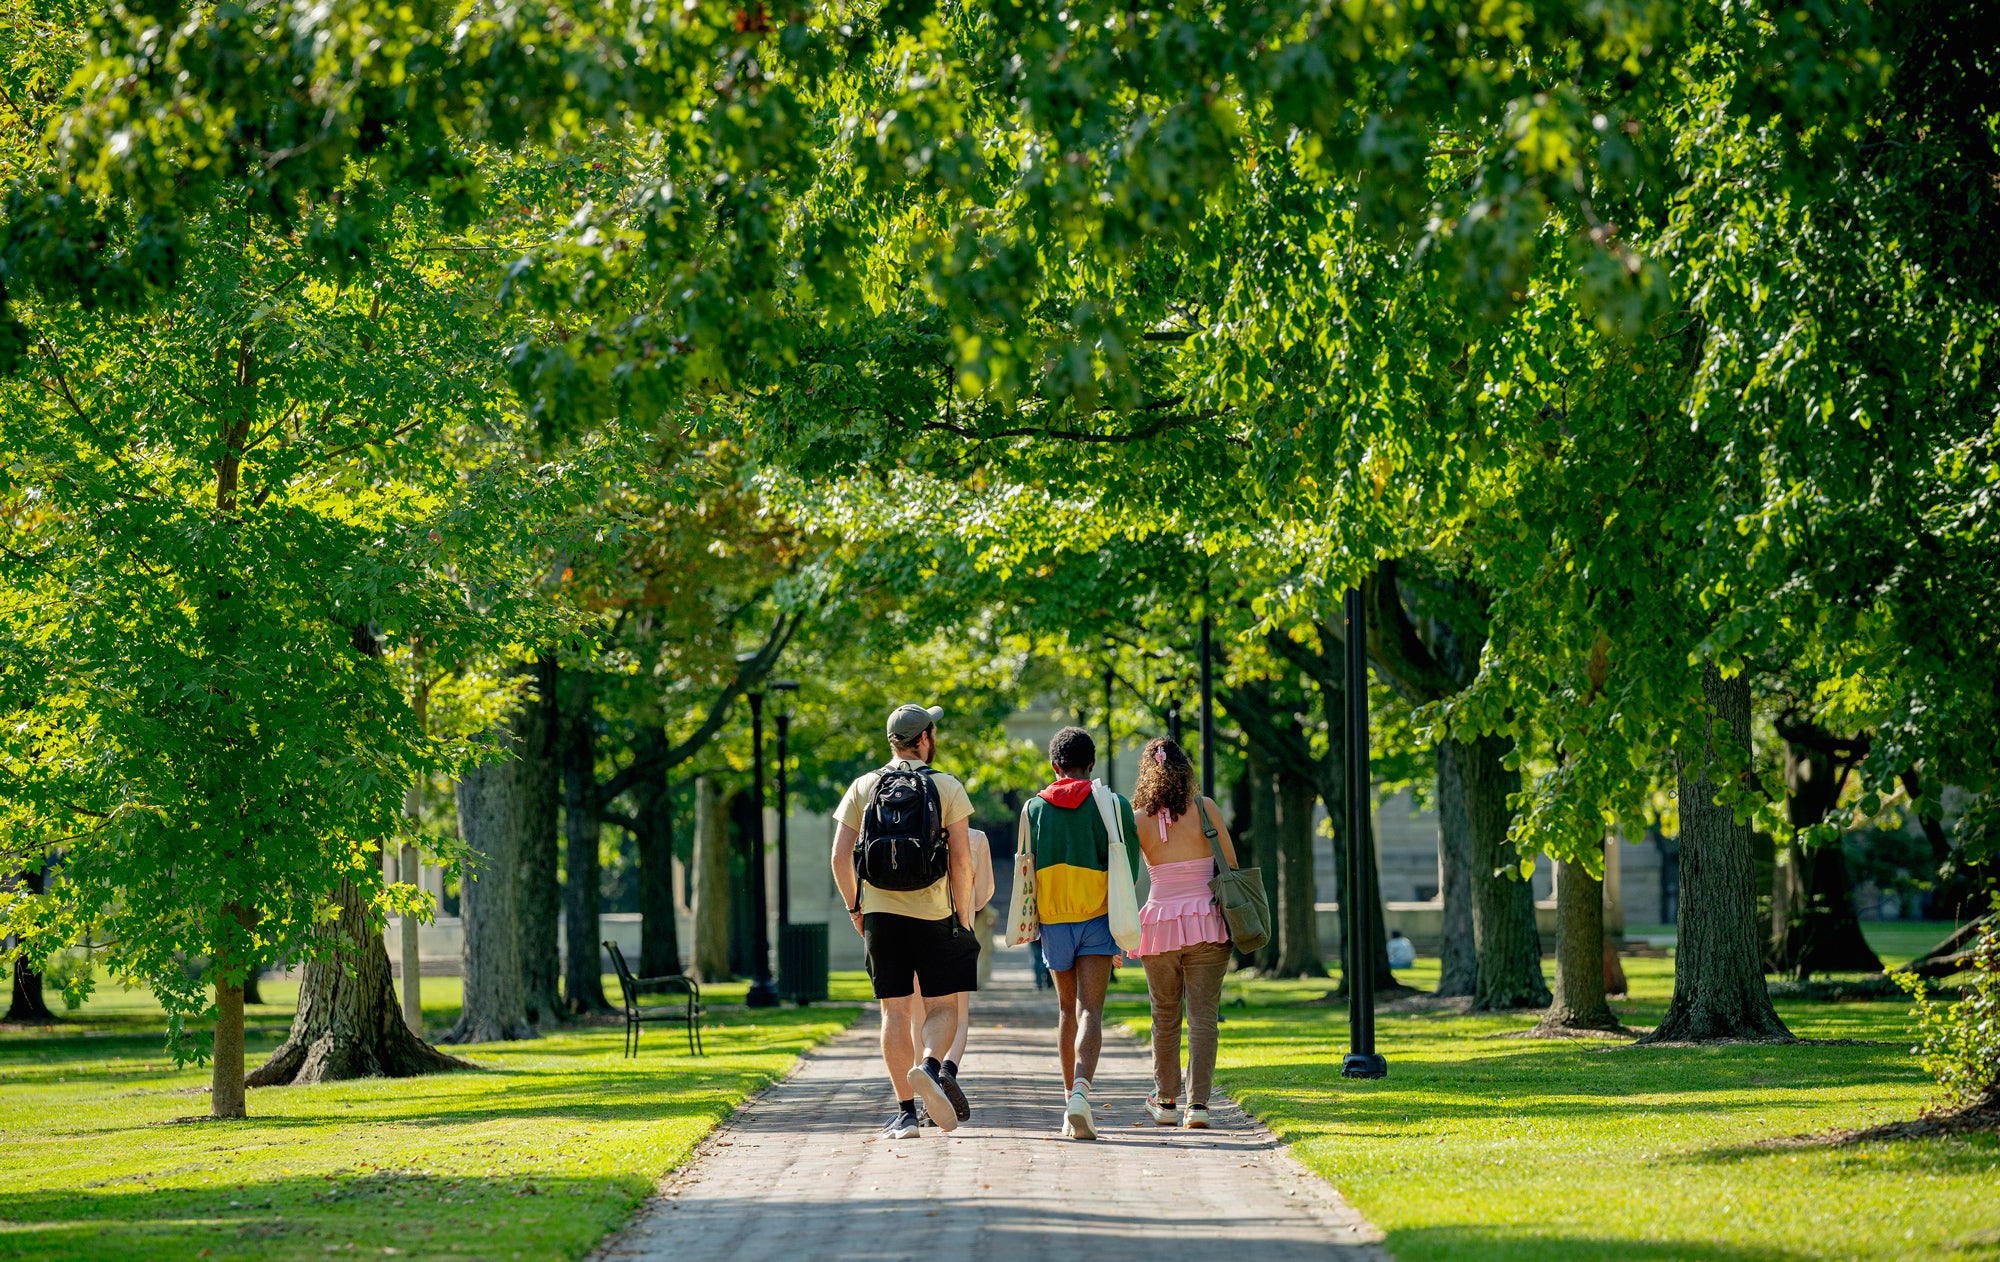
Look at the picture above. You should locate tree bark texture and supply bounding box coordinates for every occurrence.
[212,979,247,1118]
[1247,748,1284,973]
[1770,739,1882,978]
[1432,744,1479,998]
[1644,665,1794,1044]
[249,874,474,1085]
[560,671,611,1012]
[1442,735,1550,1010]
[443,696,542,1044]
[635,773,682,976]
[1274,766,1327,977]
[1536,857,1622,1033]
[691,775,732,983]
[517,658,564,1025]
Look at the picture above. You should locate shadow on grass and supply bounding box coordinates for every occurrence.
[1383,1226,1817,1262]
[0,1170,651,1262]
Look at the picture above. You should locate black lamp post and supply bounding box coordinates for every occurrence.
[1157,674,1184,746]
[772,680,798,929]
[744,686,778,1009]
[1342,585,1387,1078]
[1103,654,1117,793]
[1199,614,1216,798]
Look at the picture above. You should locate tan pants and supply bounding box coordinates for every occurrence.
[1141,939,1232,1107]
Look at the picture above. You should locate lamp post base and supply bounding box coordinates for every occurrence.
[1341,1051,1388,1079]
[746,977,780,1008]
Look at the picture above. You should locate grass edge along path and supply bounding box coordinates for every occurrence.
[0,980,865,1262]
[1117,955,2000,1262]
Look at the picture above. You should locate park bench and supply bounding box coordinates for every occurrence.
[604,941,704,1057]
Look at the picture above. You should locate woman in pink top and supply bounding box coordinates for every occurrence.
[1130,737,1239,1129]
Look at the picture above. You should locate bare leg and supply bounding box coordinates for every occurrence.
[879,995,916,1099]
[1052,967,1079,1093]
[1071,954,1113,1085]
[921,992,960,1063]
[944,990,971,1065]
[908,978,927,1064]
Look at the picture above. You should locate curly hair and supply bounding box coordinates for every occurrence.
[1048,725,1097,776]
[1131,737,1196,821]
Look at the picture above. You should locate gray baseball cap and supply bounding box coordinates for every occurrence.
[886,703,944,742]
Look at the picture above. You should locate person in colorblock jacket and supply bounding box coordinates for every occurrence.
[1018,725,1141,1139]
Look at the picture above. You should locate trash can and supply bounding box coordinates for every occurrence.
[778,922,829,1005]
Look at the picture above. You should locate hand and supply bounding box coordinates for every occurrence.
[848,909,865,937]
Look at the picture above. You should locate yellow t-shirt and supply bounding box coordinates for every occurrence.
[836,760,974,919]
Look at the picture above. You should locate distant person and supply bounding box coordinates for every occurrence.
[1129,737,1236,1130]
[909,826,995,1125]
[1020,725,1140,1139]
[1387,928,1417,970]
[832,704,978,1140]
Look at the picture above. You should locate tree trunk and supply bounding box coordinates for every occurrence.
[1442,735,1550,1009]
[1643,664,1794,1044]
[636,772,683,977]
[1433,744,1479,998]
[1274,767,1327,978]
[6,956,55,1022]
[442,695,542,1045]
[517,658,564,1025]
[1248,748,1283,973]
[5,866,57,1022]
[1772,738,1882,978]
[249,873,474,1085]
[560,670,611,1013]
[1536,856,1622,1034]
[212,979,247,1118]
[691,775,733,983]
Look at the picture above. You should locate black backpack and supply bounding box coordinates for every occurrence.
[855,765,950,892]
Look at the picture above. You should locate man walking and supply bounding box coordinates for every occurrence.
[833,704,979,1140]
[1020,725,1140,1139]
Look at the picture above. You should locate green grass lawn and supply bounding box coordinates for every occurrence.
[1111,922,1999,1262]
[0,972,868,1262]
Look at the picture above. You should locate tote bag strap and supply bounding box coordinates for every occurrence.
[1195,798,1233,870]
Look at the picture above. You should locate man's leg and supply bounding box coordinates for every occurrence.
[879,995,917,1101]
[944,990,972,1065]
[1051,967,1079,1094]
[907,978,927,1067]
[1070,953,1114,1086]
[920,992,960,1063]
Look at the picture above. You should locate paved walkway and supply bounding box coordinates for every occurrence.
[595,964,1388,1262]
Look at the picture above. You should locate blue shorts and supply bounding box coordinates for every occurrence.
[1040,915,1118,973]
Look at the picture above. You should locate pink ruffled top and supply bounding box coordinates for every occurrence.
[1136,855,1229,956]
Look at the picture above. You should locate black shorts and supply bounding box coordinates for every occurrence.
[862,912,981,1000]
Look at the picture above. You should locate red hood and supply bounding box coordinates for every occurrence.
[1037,777,1094,809]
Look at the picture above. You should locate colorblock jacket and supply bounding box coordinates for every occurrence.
[1020,777,1142,924]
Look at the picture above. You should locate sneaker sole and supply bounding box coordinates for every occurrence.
[939,1075,972,1121]
[1064,1100,1097,1140]
[1182,1116,1211,1129]
[909,1071,960,1133]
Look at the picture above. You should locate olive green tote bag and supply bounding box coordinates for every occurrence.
[1197,800,1270,954]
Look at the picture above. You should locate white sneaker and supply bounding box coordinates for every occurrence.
[1145,1093,1179,1126]
[1063,1084,1096,1139]
[1182,1105,1210,1129]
